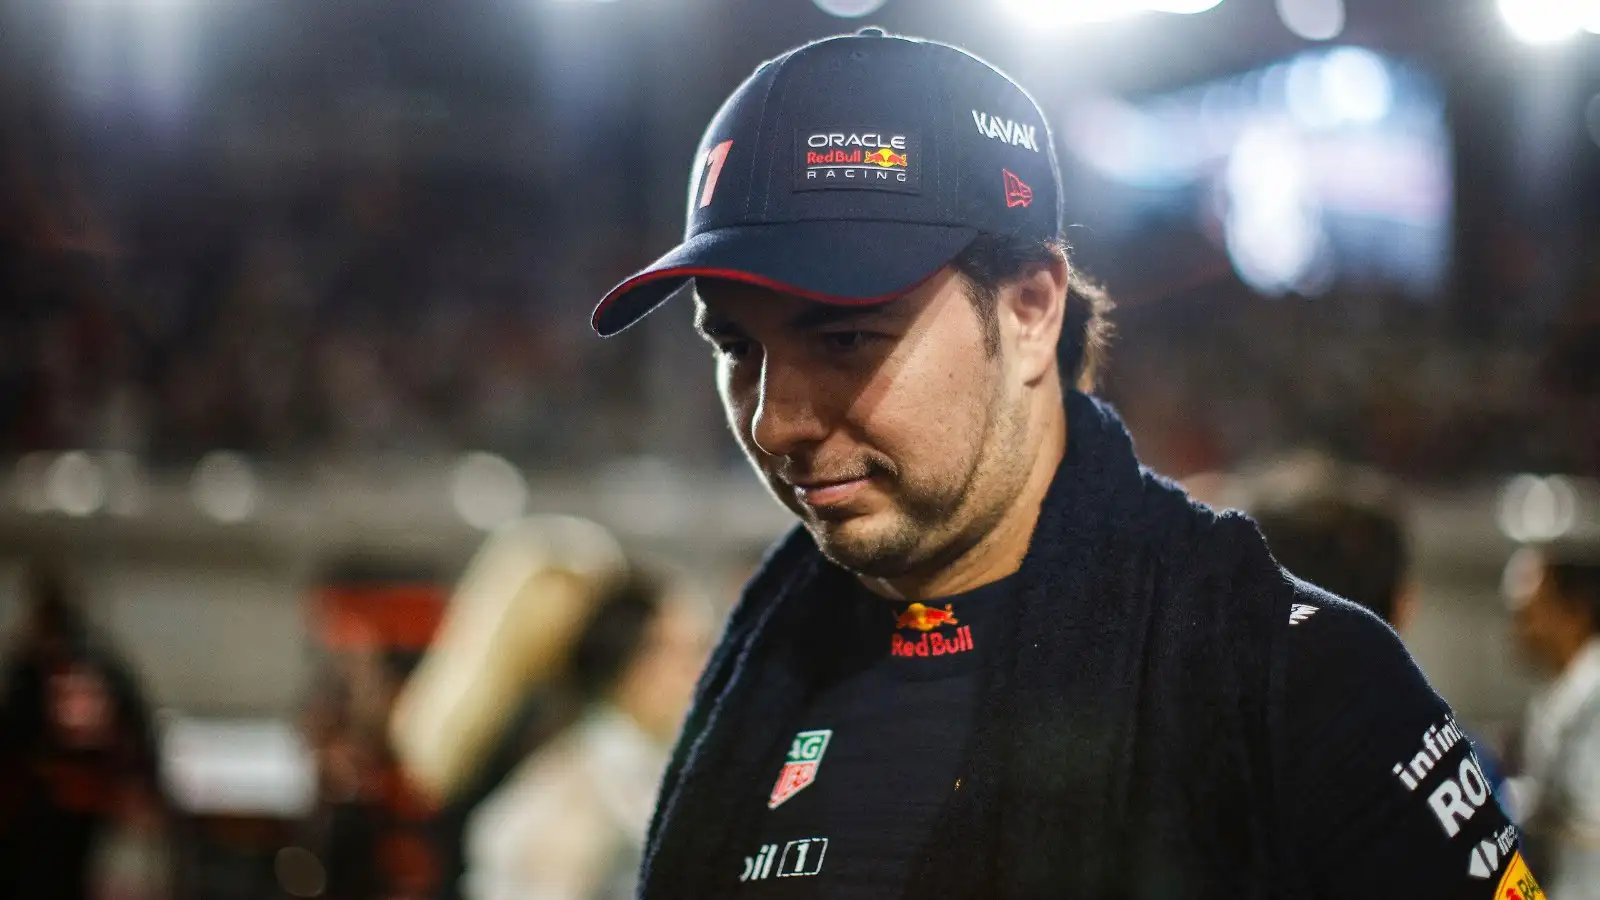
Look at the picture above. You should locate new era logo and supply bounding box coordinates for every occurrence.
[1003,169,1033,208]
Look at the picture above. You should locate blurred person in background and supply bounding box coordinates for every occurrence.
[461,565,711,900]
[298,646,442,900]
[1503,544,1600,898]
[587,29,1536,898]
[388,516,709,900]
[1247,453,1507,794]
[0,561,167,900]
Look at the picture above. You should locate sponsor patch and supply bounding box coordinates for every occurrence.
[1288,603,1319,625]
[769,729,832,809]
[972,110,1041,152]
[795,129,919,193]
[890,602,975,659]
[1469,825,1519,880]
[1389,715,1498,838]
[891,627,975,658]
[740,838,828,881]
[1495,852,1542,899]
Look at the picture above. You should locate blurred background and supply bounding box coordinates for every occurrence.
[1,0,1598,897]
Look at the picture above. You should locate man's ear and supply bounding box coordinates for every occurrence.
[1000,252,1069,386]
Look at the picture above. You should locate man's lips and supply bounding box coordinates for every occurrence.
[789,476,871,508]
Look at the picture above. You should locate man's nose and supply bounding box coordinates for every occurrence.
[750,354,830,460]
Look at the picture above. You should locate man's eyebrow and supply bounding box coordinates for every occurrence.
[693,296,905,338]
[787,300,900,330]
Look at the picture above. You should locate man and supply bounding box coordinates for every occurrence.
[589,30,1538,897]
[1248,455,1507,792]
[1504,544,1600,897]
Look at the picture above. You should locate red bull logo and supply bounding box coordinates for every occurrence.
[890,602,974,658]
[864,147,909,168]
[895,602,958,631]
[806,149,864,165]
[891,627,974,658]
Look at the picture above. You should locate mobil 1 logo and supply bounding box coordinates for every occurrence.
[740,838,828,882]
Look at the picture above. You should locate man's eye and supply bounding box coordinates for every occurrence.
[822,331,873,352]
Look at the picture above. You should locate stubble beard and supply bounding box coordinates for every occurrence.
[809,382,1029,582]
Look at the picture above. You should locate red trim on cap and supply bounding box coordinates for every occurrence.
[593,266,927,333]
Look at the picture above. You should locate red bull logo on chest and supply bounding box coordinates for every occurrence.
[890,602,975,658]
[891,627,975,658]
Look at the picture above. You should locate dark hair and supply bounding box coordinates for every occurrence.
[567,568,668,700]
[24,560,88,647]
[1540,546,1600,631]
[949,232,1115,391]
[1247,459,1409,624]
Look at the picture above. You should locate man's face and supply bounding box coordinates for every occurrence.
[1512,567,1582,675]
[695,268,1030,580]
[613,595,714,741]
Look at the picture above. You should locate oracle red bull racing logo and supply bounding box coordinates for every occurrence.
[796,129,918,193]
[890,602,975,658]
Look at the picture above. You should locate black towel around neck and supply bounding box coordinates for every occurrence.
[639,392,1303,899]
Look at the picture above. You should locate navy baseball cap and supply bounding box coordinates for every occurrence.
[590,29,1063,337]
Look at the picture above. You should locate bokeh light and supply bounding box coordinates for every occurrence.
[191,451,259,524]
[812,0,891,17]
[47,451,107,518]
[1275,0,1345,41]
[450,452,528,531]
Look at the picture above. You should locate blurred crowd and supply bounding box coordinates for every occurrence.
[1106,275,1600,482]
[5,117,1600,480]
[0,518,719,900]
[1,138,662,469]
[7,480,1600,899]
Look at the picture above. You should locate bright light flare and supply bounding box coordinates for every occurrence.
[1145,0,1226,13]
[1495,0,1594,44]
[1001,0,1223,30]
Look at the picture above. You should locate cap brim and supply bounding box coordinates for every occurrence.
[591,221,979,337]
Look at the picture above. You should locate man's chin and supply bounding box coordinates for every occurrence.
[803,515,919,578]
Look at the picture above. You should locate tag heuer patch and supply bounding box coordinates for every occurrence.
[768,729,832,809]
